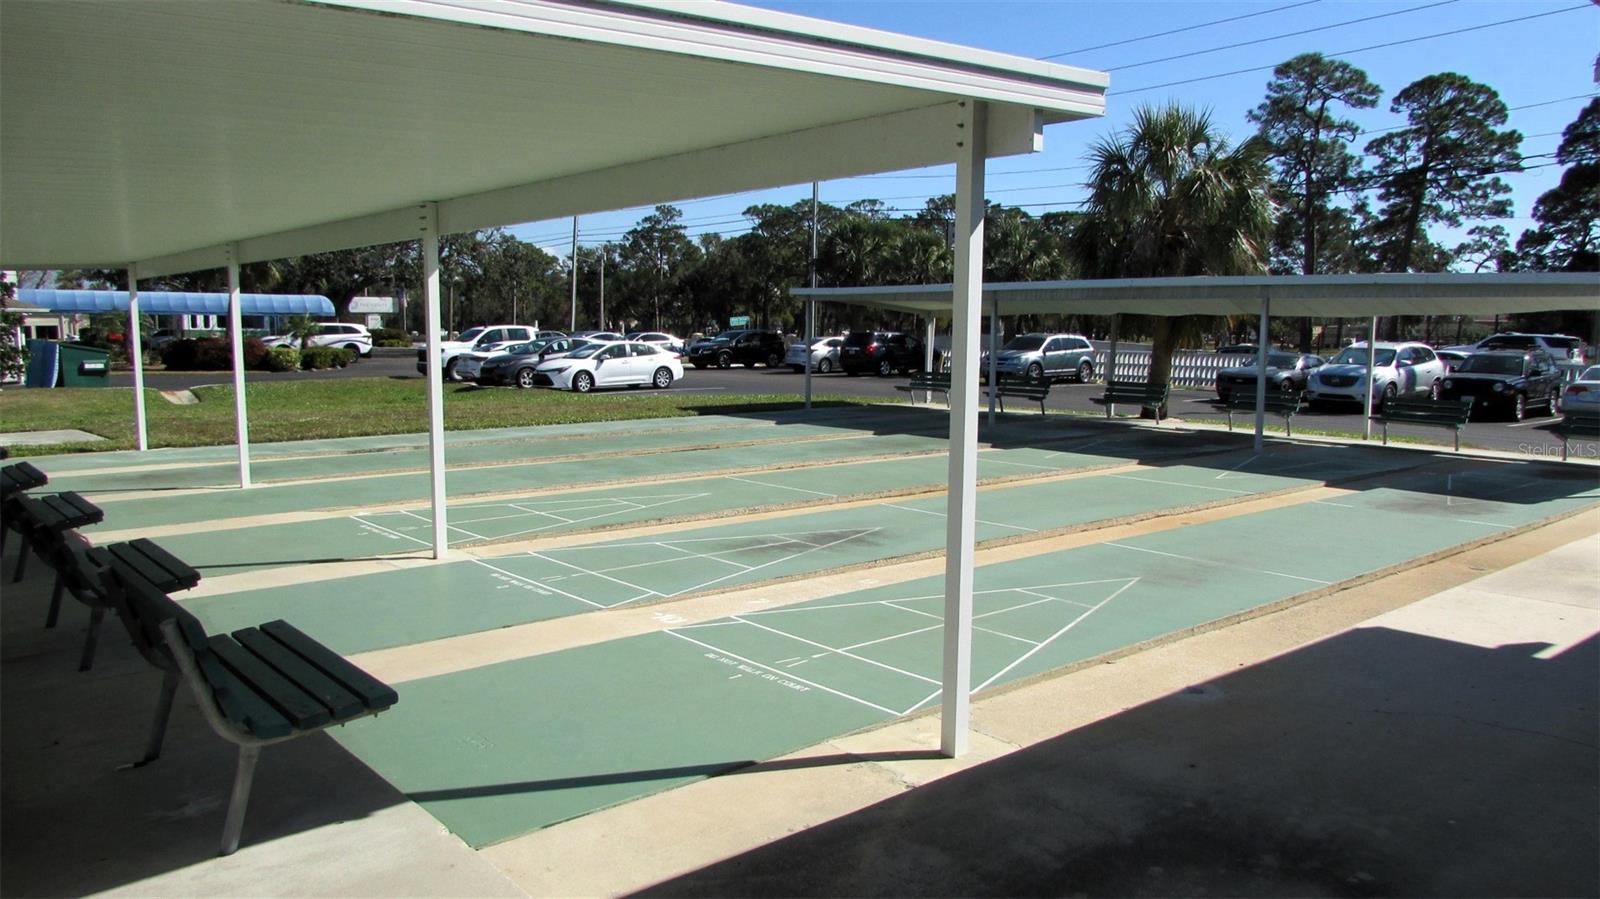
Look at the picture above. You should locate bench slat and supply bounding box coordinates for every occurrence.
[108,539,201,593]
[193,647,296,740]
[259,620,399,711]
[207,635,335,730]
[233,626,366,719]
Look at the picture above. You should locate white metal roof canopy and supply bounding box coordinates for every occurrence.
[2,0,1111,761]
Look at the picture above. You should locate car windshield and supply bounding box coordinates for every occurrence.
[457,327,486,343]
[1581,366,1600,381]
[1457,354,1525,375]
[1003,336,1046,352]
[562,344,605,360]
[1265,353,1300,368]
[844,332,880,347]
[1331,347,1396,366]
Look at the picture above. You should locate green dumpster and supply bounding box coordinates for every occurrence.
[58,343,112,387]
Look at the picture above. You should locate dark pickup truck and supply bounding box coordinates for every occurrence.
[687,330,787,369]
[1439,350,1563,421]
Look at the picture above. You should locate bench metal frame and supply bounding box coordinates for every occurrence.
[984,382,1050,415]
[895,372,952,407]
[1092,380,1170,425]
[1556,408,1600,461]
[1225,390,1303,437]
[1375,397,1474,452]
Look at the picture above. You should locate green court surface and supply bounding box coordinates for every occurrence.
[186,443,1411,655]
[327,458,1599,848]
[44,411,931,494]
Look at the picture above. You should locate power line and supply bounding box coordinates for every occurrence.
[1113,4,1591,96]
[1356,93,1598,137]
[1109,0,1457,72]
[1041,0,1321,59]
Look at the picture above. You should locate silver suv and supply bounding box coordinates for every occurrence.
[1307,341,1447,407]
[1445,332,1587,364]
[983,333,1097,383]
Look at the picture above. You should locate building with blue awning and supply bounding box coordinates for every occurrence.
[14,289,336,341]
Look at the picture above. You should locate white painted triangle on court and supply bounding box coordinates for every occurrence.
[349,491,709,543]
[505,526,884,608]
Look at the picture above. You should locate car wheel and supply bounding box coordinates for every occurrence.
[1025,362,1044,383]
[1511,393,1526,421]
[343,343,361,358]
[1380,382,1397,407]
[877,359,893,377]
[652,367,673,389]
[515,367,537,389]
[1428,379,1441,401]
[1076,361,1093,383]
[766,352,782,368]
[818,358,833,374]
[573,371,594,393]
[1279,377,1297,393]
[717,352,732,369]
[443,359,460,382]
[1550,388,1562,415]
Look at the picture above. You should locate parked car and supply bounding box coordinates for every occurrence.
[687,329,787,369]
[626,331,684,352]
[981,333,1096,383]
[840,330,929,376]
[416,324,537,380]
[1305,341,1447,408]
[572,330,624,342]
[1214,351,1325,401]
[1440,350,1562,421]
[453,339,531,381]
[532,341,683,392]
[262,322,373,357]
[473,337,592,387]
[785,336,845,373]
[1443,332,1587,364]
[1436,348,1471,373]
[1215,343,1259,356]
[1561,365,1600,422]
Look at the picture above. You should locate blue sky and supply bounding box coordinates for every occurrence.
[510,0,1597,261]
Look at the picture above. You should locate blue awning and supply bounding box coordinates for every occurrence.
[17,289,335,316]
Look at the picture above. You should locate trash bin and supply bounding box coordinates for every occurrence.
[57,343,112,387]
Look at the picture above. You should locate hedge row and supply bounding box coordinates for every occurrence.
[159,338,357,371]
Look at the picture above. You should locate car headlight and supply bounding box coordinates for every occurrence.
[1442,379,1453,389]
[1492,382,1506,393]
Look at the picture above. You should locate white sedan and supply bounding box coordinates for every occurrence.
[785,336,845,373]
[1562,365,1600,421]
[534,341,683,392]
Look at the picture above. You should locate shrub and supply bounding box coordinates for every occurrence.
[338,347,357,367]
[262,346,300,372]
[372,327,408,343]
[192,338,233,370]
[242,337,270,370]
[377,338,414,348]
[299,346,343,370]
[161,339,200,370]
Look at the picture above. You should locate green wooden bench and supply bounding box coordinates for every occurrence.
[96,548,399,856]
[1,460,49,555]
[1225,389,1304,436]
[1555,407,1600,461]
[48,534,201,671]
[1376,396,1474,451]
[984,381,1051,415]
[1091,380,1171,424]
[10,491,103,583]
[895,371,952,406]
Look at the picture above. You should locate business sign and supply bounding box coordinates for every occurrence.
[349,296,396,314]
[728,315,751,328]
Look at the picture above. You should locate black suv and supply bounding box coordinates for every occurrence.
[687,330,787,369]
[840,330,928,376]
[1440,350,1563,421]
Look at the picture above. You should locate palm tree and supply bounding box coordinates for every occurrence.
[1071,104,1274,411]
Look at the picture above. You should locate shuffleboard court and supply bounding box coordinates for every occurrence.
[328,457,1598,848]
[184,443,1408,654]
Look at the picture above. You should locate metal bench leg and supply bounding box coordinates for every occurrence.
[122,669,180,769]
[12,541,30,582]
[45,572,65,627]
[1381,421,1389,446]
[220,744,262,856]
[1454,427,1460,452]
[1562,436,1569,462]
[78,607,105,671]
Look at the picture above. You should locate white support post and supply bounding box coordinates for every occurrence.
[1364,316,1378,440]
[1106,315,1120,417]
[126,264,149,451]
[1254,299,1270,451]
[421,203,449,559]
[986,297,1000,427]
[569,216,579,332]
[924,315,936,401]
[225,246,251,488]
[941,99,986,759]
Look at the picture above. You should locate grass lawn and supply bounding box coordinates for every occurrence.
[0,380,878,456]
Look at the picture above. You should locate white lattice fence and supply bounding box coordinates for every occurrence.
[1092,351,1258,388]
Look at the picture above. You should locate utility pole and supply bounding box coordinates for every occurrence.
[806,181,818,411]
[598,250,606,333]
[569,216,579,332]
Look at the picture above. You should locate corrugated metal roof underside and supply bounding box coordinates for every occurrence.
[18,290,336,316]
[0,0,1107,270]
[793,274,1600,317]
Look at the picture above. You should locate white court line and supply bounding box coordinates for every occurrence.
[348,515,434,547]
[1105,542,1331,585]
[652,541,756,570]
[724,475,839,498]
[1109,474,1255,495]
[663,630,903,716]
[1010,588,1096,610]
[670,529,881,597]
[881,503,1036,533]
[729,615,940,685]
[980,457,1065,471]
[969,577,1142,694]
[521,551,666,602]
[839,622,943,652]
[464,558,609,609]
[397,508,489,542]
[1214,453,1262,479]
[489,494,708,542]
